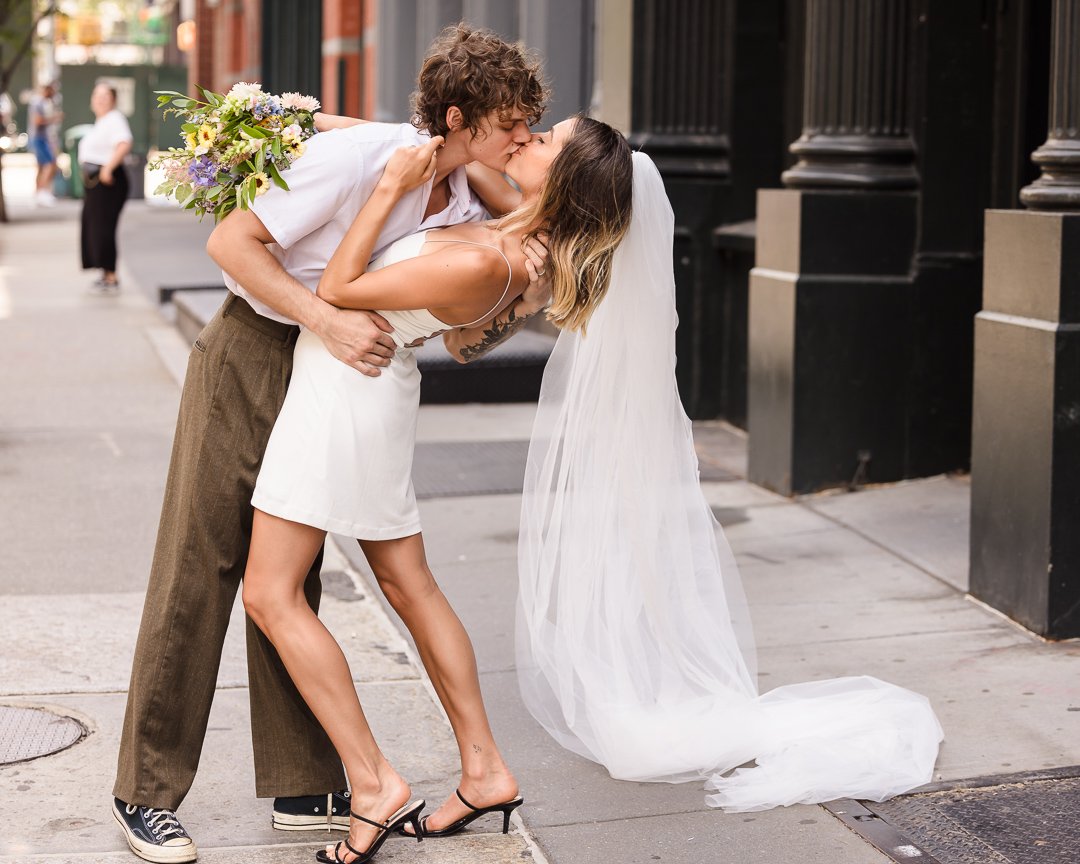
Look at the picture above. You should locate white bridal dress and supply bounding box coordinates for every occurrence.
[516,152,943,812]
[254,232,513,538]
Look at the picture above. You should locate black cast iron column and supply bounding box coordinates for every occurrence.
[748,0,918,494]
[1020,0,1080,210]
[630,0,735,420]
[784,0,916,189]
[970,0,1080,639]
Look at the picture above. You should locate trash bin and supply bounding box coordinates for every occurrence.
[64,123,94,199]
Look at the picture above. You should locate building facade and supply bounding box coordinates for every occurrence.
[184,0,1079,638]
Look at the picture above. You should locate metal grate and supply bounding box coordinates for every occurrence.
[825,768,1080,864]
[0,706,87,765]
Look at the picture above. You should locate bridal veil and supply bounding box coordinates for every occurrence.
[516,151,943,811]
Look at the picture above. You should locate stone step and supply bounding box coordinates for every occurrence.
[170,289,553,403]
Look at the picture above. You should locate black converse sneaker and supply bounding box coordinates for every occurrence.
[272,790,351,831]
[112,798,197,863]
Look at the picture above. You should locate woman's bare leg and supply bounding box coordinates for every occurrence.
[243,510,409,860]
[360,533,518,831]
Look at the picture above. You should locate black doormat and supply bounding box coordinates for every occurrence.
[824,767,1080,864]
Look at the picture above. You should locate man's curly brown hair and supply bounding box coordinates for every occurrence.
[411,23,548,139]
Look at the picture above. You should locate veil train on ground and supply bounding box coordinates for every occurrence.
[516,151,943,812]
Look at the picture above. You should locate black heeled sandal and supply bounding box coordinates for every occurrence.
[400,789,524,838]
[315,799,424,863]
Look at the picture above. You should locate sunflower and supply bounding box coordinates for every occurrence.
[250,172,270,196]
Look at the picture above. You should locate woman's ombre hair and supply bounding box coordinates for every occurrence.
[500,116,634,333]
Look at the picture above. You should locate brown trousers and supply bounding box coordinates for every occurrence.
[113,295,346,810]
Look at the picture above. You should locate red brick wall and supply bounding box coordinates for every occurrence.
[323,0,357,115]
[190,0,375,114]
[190,0,262,95]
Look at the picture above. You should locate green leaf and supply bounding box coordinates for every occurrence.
[267,162,289,190]
[240,123,271,139]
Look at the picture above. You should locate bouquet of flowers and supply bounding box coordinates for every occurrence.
[150,82,321,221]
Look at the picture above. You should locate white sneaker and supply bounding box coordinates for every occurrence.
[88,279,120,296]
[35,190,56,207]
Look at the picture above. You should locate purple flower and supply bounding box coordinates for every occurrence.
[188,156,218,188]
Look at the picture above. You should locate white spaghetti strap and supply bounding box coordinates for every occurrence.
[425,238,514,328]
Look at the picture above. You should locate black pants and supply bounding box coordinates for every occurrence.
[81,165,128,272]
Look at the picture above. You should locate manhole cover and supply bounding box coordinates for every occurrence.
[825,767,1080,864]
[0,706,87,764]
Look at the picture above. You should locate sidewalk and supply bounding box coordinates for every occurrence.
[0,195,1077,864]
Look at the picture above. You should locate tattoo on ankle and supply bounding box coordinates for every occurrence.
[457,306,528,362]
[473,744,482,753]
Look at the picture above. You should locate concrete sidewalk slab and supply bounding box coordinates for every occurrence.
[806,475,972,592]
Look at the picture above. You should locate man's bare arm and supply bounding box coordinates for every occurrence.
[443,235,551,363]
[314,112,368,132]
[465,162,523,217]
[206,209,396,376]
[444,296,539,362]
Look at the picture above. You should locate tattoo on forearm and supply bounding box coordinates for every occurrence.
[457,304,529,362]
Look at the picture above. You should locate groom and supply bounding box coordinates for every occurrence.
[112,24,550,864]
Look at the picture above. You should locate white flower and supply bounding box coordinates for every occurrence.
[280,92,321,111]
[227,81,263,101]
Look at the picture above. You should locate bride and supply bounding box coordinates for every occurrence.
[241,115,634,864]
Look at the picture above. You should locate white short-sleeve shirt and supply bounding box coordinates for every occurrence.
[226,122,488,324]
[77,109,134,166]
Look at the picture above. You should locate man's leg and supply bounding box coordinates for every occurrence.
[114,301,258,809]
[114,297,341,809]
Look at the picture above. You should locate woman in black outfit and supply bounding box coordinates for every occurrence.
[79,83,133,293]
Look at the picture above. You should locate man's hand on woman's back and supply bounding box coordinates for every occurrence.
[320,308,397,375]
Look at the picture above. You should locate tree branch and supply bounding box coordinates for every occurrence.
[1,1,57,95]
